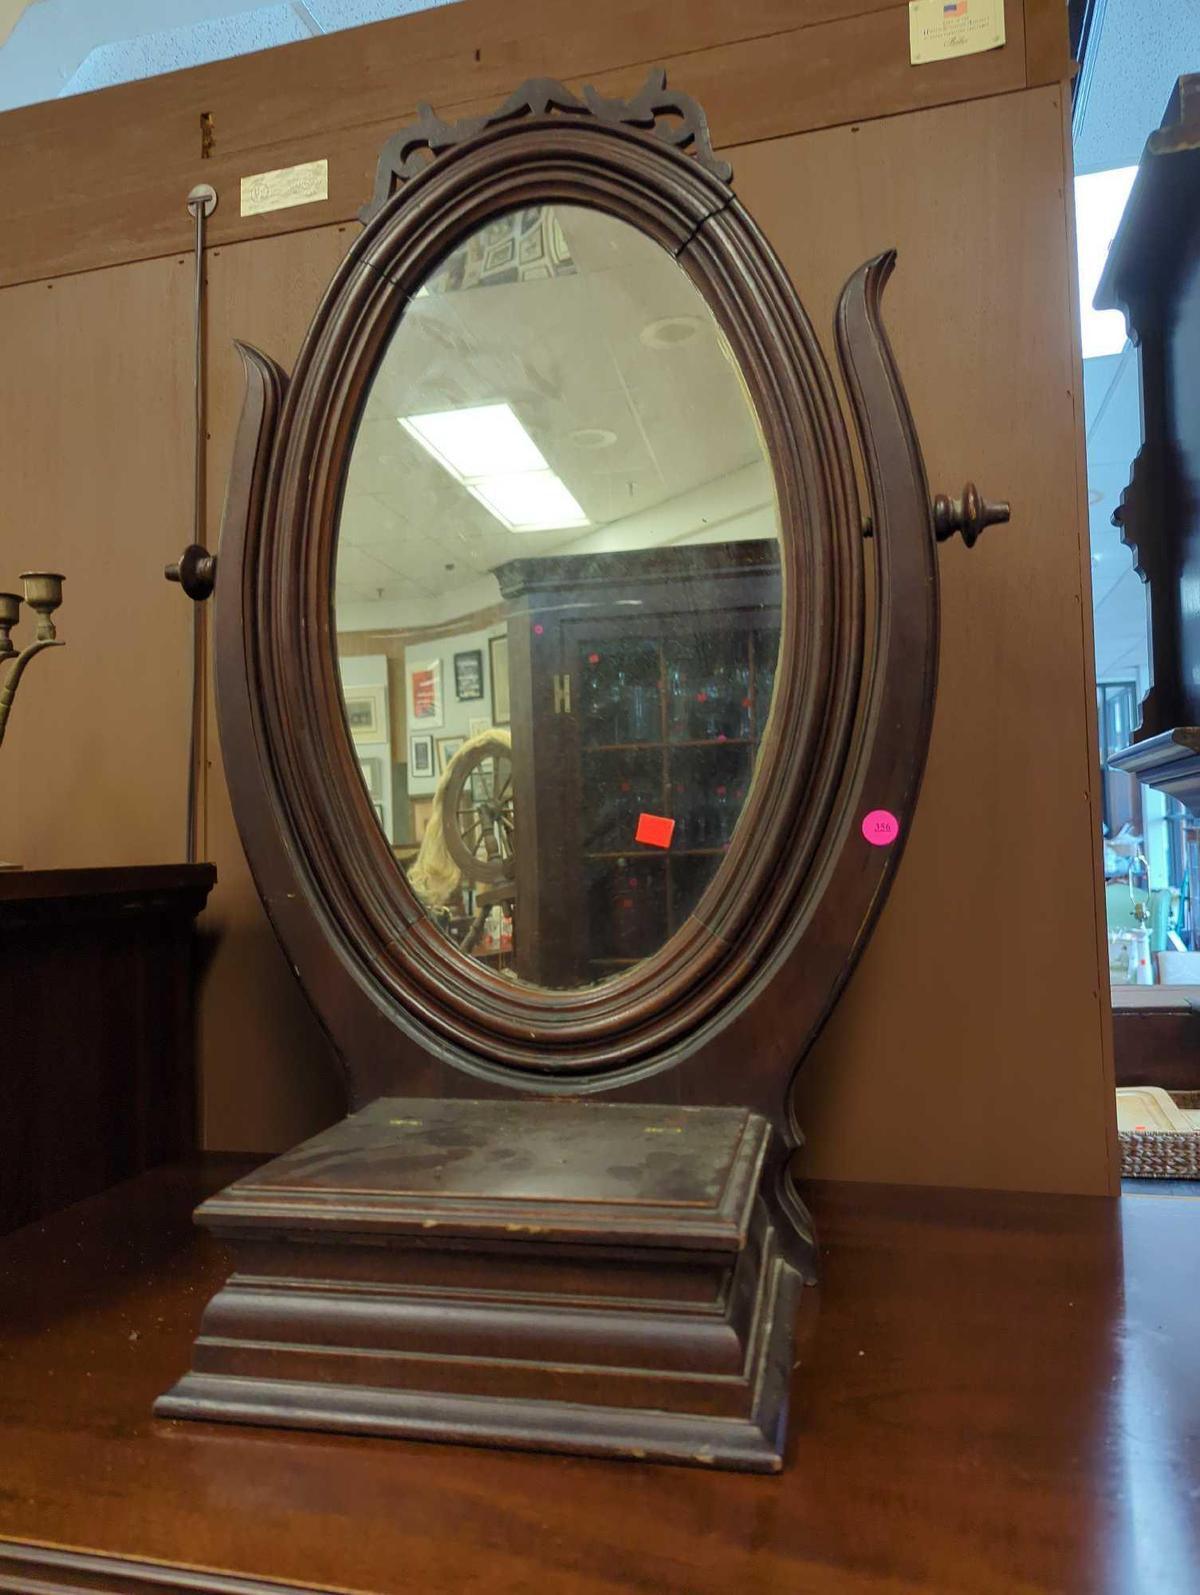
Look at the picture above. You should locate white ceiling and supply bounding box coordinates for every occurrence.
[0,0,454,110]
[1074,0,1200,176]
[335,204,775,630]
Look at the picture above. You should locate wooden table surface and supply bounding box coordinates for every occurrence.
[0,1159,1196,1594]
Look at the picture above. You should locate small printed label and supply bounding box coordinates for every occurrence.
[240,158,329,217]
[861,809,900,847]
[635,813,676,849]
[908,0,1005,65]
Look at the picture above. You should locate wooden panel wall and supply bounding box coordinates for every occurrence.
[740,91,1117,1193]
[198,228,353,1150]
[0,255,193,868]
[0,0,1058,288]
[0,0,1114,1191]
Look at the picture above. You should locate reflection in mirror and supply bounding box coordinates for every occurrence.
[335,204,783,990]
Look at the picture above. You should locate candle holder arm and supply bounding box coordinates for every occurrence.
[0,638,65,749]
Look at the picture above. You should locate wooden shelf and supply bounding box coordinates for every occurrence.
[582,737,755,753]
[584,848,729,860]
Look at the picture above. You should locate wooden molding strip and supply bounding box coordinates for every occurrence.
[0,1538,350,1595]
[0,0,1061,290]
[1025,0,1073,89]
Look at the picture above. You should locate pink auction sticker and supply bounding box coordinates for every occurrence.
[861,809,900,847]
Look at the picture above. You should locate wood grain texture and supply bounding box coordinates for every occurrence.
[1024,0,1072,87]
[0,255,194,871]
[730,87,1114,1194]
[197,85,1111,1192]
[204,104,975,1300]
[1056,88,1121,1190]
[0,0,1037,290]
[156,1100,799,1471]
[1,1160,1195,1593]
[198,228,351,1154]
[0,865,214,1233]
[0,1545,334,1595]
[0,11,1107,1195]
[1113,1004,1200,1090]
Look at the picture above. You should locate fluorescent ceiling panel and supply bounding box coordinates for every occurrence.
[400,402,589,532]
[468,470,588,532]
[401,403,547,478]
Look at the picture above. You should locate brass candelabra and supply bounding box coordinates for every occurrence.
[0,572,65,751]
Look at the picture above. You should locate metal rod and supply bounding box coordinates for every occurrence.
[184,184,216,865]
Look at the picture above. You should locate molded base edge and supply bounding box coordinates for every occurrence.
[157,1256,801,1474]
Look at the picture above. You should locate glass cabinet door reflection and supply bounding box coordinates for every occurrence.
[333,203,786,990]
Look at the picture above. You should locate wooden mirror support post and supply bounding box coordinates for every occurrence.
[158,71,1007,1472]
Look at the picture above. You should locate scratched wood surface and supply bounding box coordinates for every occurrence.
[0,1160,1193,1593]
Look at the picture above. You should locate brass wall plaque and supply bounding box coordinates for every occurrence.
[240,158,329,217]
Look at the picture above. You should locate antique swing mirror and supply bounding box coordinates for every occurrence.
[160,72,1007,1471]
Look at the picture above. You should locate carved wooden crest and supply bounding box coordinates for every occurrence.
[359,67,733,225]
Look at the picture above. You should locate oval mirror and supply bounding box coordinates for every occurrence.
[334,202,782,991]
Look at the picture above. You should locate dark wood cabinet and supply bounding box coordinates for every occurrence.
[496,540,781,987]
[0,864,215,1234]
[1100,75,1200,809]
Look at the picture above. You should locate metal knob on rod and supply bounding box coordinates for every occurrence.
[165,544,218,601]
[165,184,221,609]
[932,482,1010,549]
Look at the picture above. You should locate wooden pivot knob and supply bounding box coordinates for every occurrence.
[932,482,1010,549]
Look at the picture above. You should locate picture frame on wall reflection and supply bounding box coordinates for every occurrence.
[437,735,465,774]
[489,634,510,724]
[468,716,491,739]
[344,684,386,743]
[409,734,434,779]
[358,756,383,799]
[407,657,443,730]
[454,649,484,701]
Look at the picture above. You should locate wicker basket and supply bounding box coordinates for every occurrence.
[1120,1130,1200,1179]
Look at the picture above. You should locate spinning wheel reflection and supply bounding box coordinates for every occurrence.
[441,735,515,886]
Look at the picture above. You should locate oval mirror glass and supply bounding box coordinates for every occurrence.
[335,204,783,990]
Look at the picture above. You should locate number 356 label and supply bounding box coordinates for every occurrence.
[861,809,900,847]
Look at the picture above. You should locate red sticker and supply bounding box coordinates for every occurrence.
[636,813,676,849]
[861,809,900,847]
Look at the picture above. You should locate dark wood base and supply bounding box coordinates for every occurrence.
[0,864,215,1234]
[1113,992,1200,1091]
[157,1097,804,1472]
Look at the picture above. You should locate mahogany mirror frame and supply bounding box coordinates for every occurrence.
[204,74,991,1259]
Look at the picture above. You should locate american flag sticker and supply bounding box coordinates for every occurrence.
[944,0,967,12]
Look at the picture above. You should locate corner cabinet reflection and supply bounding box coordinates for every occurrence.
[498,541,780,988]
